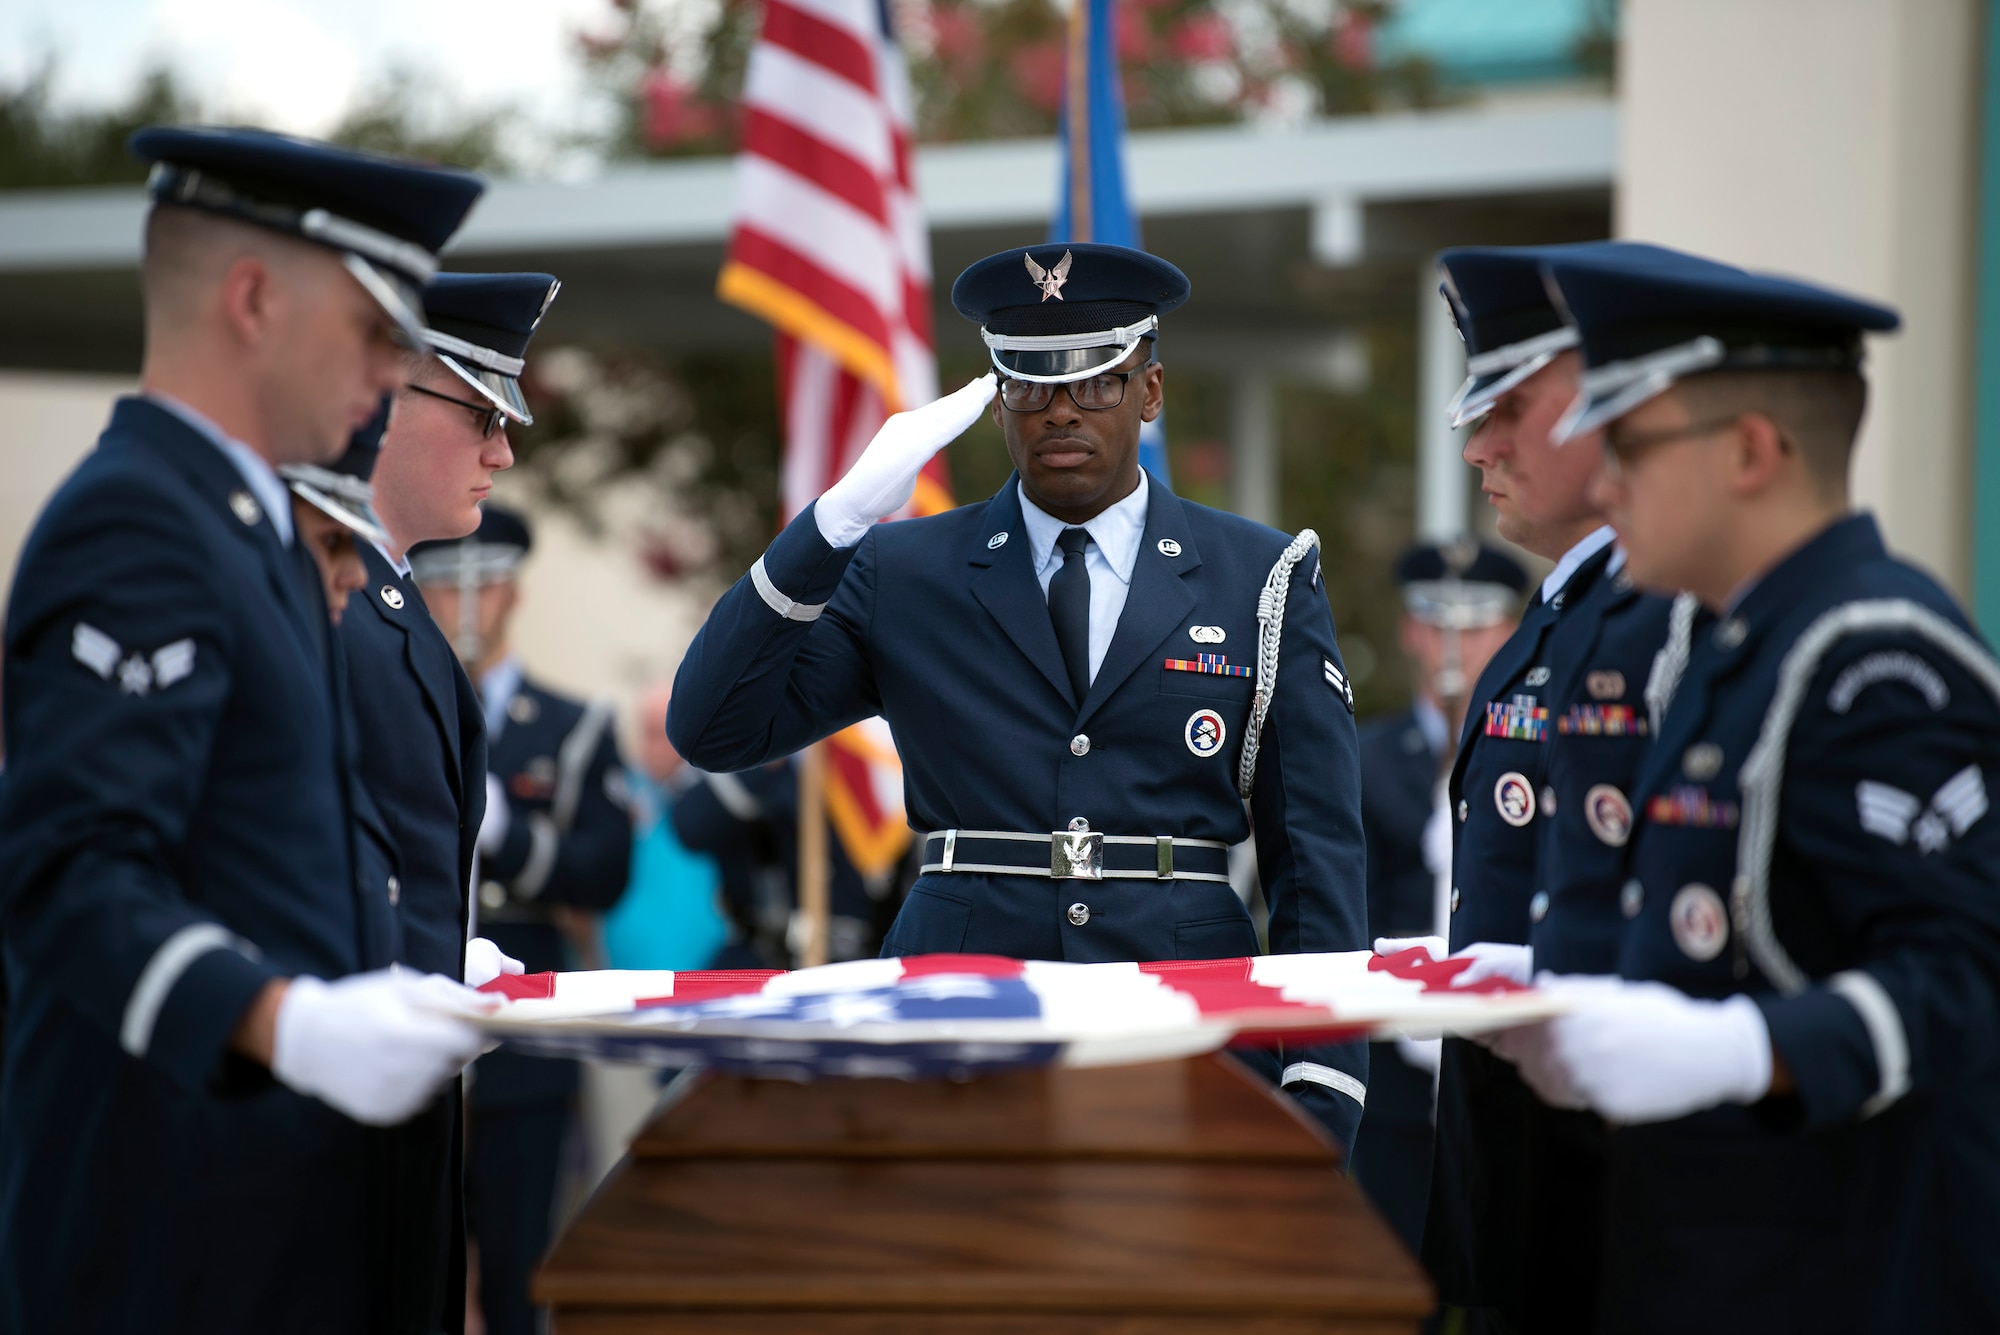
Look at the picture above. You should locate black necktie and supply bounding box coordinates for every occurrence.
[1049,526,1093,701]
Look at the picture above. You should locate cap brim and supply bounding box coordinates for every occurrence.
[1448,350,1564,429]
[989,340,1145,384]
[438,353,532,424]
[341,253,429,352]
[286,477,389,546]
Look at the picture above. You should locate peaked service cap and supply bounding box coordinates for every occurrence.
[952,243,1190,384]
[422,272,562,426]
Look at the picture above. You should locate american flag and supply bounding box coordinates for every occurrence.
[473,949,1564,1080]
[718,0,951,877]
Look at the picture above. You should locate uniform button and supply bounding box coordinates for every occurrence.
[1449,886,1461,914]
[1715,617,1747,649]
[1541,787,1557,816]
[1457,799,1468,823]
[386,875,400,906]
[1067,902,1090,927]
[1070,734,1090,757]
[1529,890,1549,923]
[480,880,507,911]
[1620,879,1644,918]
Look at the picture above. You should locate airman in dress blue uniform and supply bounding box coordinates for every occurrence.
[335,272,559,1334]
[667,243,1371,1153]
[1502,246,2000,1333]
[1351,538,1525,1256]
[1401,244,1684,1332]
[0,126,493,1334]
[409,505,634,1335]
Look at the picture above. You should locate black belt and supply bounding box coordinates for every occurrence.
[921,823,1232,883]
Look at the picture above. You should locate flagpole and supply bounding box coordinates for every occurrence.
[796,740,831,967]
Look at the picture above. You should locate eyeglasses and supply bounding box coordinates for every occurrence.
[999,367,1148,414]
[407,382,507,440]
[1603,414,1743,467]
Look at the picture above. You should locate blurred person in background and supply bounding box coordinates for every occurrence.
[602,683,730,973]
[411,502,633,1335]
[671,755,898,968]
[1350,537,1525,1257]
[279,396,393,626]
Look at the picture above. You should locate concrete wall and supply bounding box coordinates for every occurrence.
[0,372,131,610]
[1618,0,1983,594]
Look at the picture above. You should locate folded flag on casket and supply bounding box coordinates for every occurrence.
[468,949,1561,1081]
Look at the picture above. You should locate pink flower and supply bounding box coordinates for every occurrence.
[931,7,983,64]
[1332,11,1372,69]
[1116,7,1155,61]
[1167,13,1232,63]
[640,69,719,147]
[1010,40,1067,111]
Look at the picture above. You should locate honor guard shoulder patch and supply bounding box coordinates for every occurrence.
[1484,695,1548,742]
[1827,651,1950,713]
[1164,653,1250,677]
[1557,704,1645,736]
[1323,657,1354,711]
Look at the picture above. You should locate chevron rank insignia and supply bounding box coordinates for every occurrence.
[72,623,196,697]
[1164,653,1250,677]
[1857,766,1988,853]
[1323,657,1353,711]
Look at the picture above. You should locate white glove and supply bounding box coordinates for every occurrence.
[477,772,510,856]
[1395,1035,1443,1077]
[271,970,495,1126]
[814,375,997,547]
[464,936,525,988]
[1373,936,1533,988]
[1508,976,1774,1123]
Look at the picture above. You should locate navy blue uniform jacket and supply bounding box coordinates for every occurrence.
[1350,705,1445,1252]
[476,674,631,1110]
[1428,545,1673,1323]
[1602,515,2000,1334]
[0,398,402,1333]
[668,481,1370,1151]
[340,542,487,1335]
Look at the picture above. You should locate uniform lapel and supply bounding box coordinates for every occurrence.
[1076,483,1199,730]
[357,544,464,794]
[129,399,324,679]
[968,481,1077,707]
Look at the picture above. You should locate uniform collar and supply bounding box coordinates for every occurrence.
[1018,469,1151,588]
[1540,524,1616,604]
[1725,512,1887,628]
[480,655,523,740]
[371,539,413,580]
[143,391,294,547]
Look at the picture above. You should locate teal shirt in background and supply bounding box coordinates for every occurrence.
[604,769,730,972]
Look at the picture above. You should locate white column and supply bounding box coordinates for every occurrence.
[1619,0,1981,594]
[1416,263,1469,539]
[1230,369,1278,528]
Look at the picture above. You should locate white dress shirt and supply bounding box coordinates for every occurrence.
[1541,524,1617,604]
[145,392,294,547]
[1018,470,1151,686]
[480,654,524,742]
[372,540,413,580]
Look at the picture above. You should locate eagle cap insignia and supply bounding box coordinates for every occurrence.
[1025,249,1073,302]
[1443,534,1480,576]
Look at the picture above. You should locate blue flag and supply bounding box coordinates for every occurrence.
[1051,0,1171,488]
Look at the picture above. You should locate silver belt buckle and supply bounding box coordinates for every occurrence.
[1051,818,1104,880]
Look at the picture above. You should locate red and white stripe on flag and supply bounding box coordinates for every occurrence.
[720,0,952,877]
[720,0,937,418]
